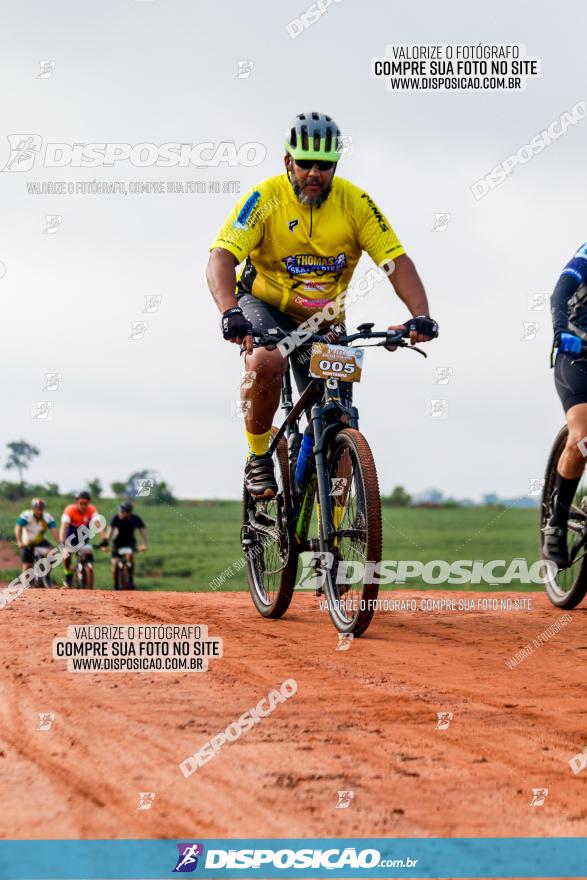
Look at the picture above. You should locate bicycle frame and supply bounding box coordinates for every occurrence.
[268,362,359,551]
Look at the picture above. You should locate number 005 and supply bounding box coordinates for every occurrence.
[319,359,354,374]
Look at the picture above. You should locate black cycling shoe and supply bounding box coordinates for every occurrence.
[542,523,569,569]
[245,453,278,499]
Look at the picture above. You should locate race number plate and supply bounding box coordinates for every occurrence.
[309,343,364,383]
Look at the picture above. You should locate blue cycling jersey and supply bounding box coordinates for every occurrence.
[551,242,587,335]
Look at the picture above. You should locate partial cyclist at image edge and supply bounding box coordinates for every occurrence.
[14,498,59,575]
[206,111,439,499]
[544,242,587,566]
[59,490,108,588]
[106,501,147,590]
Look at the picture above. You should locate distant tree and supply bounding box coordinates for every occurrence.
[43,482,60,497]
[145,480,176,505]
[5,440,39,484]
[0,481,28,501]
[111,481,127,497]
[388,485,411,507]
[420,487,445,504]
[86,478,103,499]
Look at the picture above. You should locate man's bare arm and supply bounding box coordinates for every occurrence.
[206,247,239,313]
[384,254,430,317]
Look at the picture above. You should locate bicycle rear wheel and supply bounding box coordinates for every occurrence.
[242,428,298,618]
[541,425,587,608]
[322,428,382,636]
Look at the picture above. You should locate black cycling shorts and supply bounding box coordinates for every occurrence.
[237,293,352,406]
[554,352,587,412]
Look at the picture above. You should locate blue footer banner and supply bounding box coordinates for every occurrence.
[1,838,587,879]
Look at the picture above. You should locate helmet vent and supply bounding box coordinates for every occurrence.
[300,125,309,150]
[324,128,332,152]
[290,127,297,148]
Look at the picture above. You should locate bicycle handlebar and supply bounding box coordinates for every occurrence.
[249,324,427,357]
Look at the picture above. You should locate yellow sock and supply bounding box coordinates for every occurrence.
[246,429,271,456]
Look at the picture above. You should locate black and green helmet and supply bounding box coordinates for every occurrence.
[284,112,342,163]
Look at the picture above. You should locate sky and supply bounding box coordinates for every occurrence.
[0,0,585,500]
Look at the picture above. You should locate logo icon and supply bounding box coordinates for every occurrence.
[137,791,156,810]
[338,135,353,155]
[297,551,333,591]
[427,398,448,419]
[143,295,162,313]
[330,477,347,497]
[43,215,62,234]
[43,372,62,391]
[569,747,587,776]
[2,134,42,171]
[336,633,353,652]
[432,212,451,232]
[32,401,53,420]
[529,788,548,807]
[434,366,453,385]
[435,711,453,730]
[129,321,148,340]
[528,478,545,497]
[135,478,154,498]
[37,61,56,79]
[528,293,547,311]
[173,843,204,873]
[240,370,256,390]
[288,219,299,232]
[336,790,354,808]
[38,712,54,731]
[236,60,254,79]
[521,321,540,341]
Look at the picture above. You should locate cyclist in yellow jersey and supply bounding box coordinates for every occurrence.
[207,112,438,497]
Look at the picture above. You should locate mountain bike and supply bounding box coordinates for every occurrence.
[541,424,587,607]
[73,544,98,589]
[113,546,143,590]
[241,323,426,636]
[29,545,53,588]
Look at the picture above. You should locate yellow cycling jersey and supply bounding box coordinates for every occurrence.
[210,174,405,323]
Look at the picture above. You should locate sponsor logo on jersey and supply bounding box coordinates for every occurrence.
[282,252,347,276]
[288,219,299,231]
[294,295,333,308]
[233,190,261,230]
[360,193,389,232]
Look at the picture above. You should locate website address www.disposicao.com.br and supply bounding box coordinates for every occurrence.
[198,846,418,871]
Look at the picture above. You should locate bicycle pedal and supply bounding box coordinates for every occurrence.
[315,586,324,597]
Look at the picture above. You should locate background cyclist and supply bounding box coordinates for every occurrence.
[59,491,107,587]
[14,498,59,576]
[207,111,438,499]
[106,502,147,590]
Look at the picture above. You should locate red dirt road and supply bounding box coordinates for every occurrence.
[0,588,586,841]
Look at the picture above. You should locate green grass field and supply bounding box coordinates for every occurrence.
[0,496,541,593]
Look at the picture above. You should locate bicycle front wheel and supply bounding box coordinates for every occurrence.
[322,428,382,636]
[541,425,587,608]
[242,428,298,618]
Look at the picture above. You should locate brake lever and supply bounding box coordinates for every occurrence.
[376,339,428,357]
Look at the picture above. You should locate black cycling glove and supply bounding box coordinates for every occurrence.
[221,307,253,341]
[403,314,439,338]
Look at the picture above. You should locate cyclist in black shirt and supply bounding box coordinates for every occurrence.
[106,502,147,589]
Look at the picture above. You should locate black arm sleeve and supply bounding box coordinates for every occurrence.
[551,273,581,336]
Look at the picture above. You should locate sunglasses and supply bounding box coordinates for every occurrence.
[294,159,336,171]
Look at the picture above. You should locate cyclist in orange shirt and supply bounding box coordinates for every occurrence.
[59,491,108,588]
